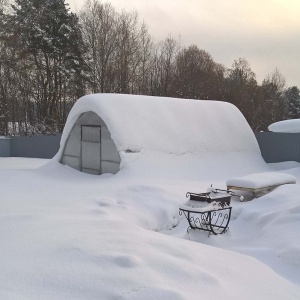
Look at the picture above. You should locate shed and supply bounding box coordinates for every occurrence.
[57,94,261,175]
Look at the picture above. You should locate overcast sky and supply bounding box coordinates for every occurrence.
[67,0,300,87]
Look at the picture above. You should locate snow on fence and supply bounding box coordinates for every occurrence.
[0,132,299,162]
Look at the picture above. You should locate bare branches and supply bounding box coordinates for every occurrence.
[0,0,297,135]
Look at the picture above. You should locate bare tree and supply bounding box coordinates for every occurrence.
[80,0,118,93]
[81,1,153,95]
[149,36,179,96]
[172,45,225,100]
[131,22,152,95]
[260,68,287,129]
[114,10,142,93]
[0,0,297,135]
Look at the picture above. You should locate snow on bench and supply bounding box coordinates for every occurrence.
[226,172,296,198]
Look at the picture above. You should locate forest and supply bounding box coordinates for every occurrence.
[0,0,299,135]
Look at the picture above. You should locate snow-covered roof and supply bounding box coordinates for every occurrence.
[57,94,260,162]
[269,119,300,133]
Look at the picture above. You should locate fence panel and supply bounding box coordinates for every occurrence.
[255,132,300,163]
[10,134,62,159]
[1,133,300,162]
[0,137,11,157]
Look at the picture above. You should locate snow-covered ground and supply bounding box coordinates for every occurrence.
[0,157,300,299]
[0,157,49,169]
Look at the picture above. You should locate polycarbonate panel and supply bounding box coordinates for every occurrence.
[82,126,100,143]
[81,141,101,171]
[63,125,81,157]
[82,168,100,175]
[101,126,120,163]
[101,160,120,174]
[61,155,80,170]
[61,111,121,175]
[75,111,105,126]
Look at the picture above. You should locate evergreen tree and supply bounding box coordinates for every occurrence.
[5,0,86,131]
[285,86,300,119]
[225,58,259,128]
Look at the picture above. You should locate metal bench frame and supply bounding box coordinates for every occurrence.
[179,206,232,235]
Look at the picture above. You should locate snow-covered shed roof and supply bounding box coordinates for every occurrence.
[56,94,260,162]
[269,119,300,133]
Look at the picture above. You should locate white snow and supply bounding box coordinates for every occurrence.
[56,94,260,163]
[269,119,300,133]
[269,161,300,171]
[226,172,296,189]
[0,156,300,299]
[179,199,230,212]
[0,157,49,169]
[167,181,300,287]
[1,95,300,299]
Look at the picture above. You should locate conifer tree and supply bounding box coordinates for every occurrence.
[285,86,300,119]
[5,0,86,131]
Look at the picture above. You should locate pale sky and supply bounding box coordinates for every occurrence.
[67,0,300,87]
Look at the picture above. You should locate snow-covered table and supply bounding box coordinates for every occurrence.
[226,172,296,198]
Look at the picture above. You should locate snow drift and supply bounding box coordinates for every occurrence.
[1,160,300,299]
[269,118,300,133]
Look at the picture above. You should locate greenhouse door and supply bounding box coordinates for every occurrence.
[81,125,101,174]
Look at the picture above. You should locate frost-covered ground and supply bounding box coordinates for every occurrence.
[0,157,300,299]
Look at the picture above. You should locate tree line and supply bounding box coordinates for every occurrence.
[0,0,299,135]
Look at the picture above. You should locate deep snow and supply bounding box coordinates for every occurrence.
[0,157,300,299]
[1,92,300,298]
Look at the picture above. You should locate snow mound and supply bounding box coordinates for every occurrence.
[269,119,300,133]
[56,94,260,161]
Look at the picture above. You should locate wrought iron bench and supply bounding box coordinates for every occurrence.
[179,191,232,235]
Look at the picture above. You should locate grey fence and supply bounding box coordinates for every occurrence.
[255,132,300,163]
[0,137,11,157]
[0,134,62,159]
[0,132,300,162]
